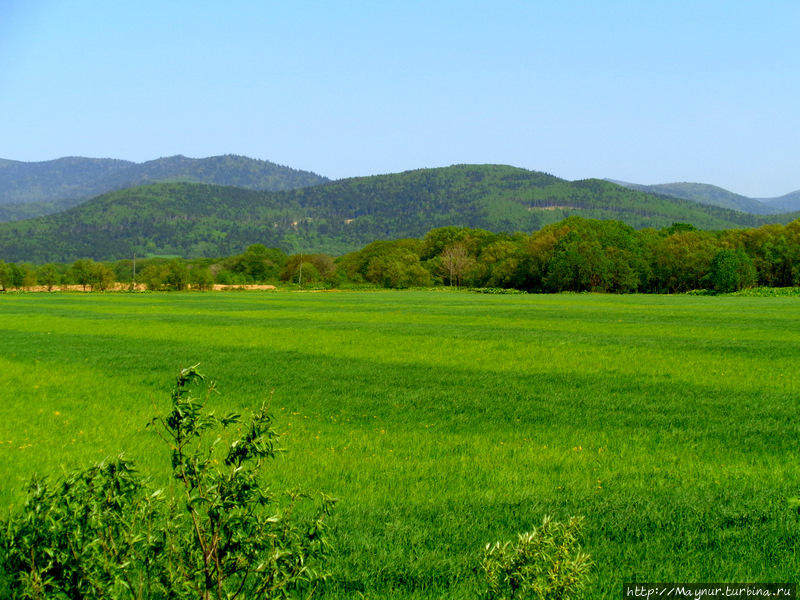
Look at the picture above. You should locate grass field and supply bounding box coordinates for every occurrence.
[1,290,799,598]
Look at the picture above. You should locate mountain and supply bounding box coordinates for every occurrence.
[0,197,83,222]
[0,155,329,220]
[759,191,800,213]
[610,180,800,215]
[0,157,133,206]
[1,164,797,263]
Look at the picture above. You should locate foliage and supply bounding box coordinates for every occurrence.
[337,239,431,288]
[227,244,288,283]
[35,264,61,291]
[481,516,592,600]
[68,259,114,291]
[1,456,168,600]
[149,366,335,599]
[439,243,475,287]
[706,249,757,293]
[189,265,214,291]
[0,367,334,599]
[3,164,799,263]
[731,286,800,296]
[281,253,336,285]
[138,260,190,291]
[4,214,800,295]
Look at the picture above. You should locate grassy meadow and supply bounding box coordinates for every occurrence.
[0,290,798,598]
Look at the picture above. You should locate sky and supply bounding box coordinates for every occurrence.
[1,0,798,197]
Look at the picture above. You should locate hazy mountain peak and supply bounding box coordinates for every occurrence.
[0,154,330,218]
[608,180,795,215]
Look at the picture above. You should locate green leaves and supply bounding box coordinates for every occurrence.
[1,367,333,600]
[481,516,592,600]
[1,455,168,599]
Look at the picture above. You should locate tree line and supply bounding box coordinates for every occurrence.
[4,165,794,265]
[2,216,799,294]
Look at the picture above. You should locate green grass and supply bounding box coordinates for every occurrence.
[1,290,799,598]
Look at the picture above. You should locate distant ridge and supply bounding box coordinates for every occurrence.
[609,179,800,214]
[758,190,800,213]
[1,164,798,263]
[0,154,329,220]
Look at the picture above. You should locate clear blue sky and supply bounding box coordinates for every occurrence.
[1,1,798,197]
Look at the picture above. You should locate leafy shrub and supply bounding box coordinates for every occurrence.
[1,366,334,599]
[732,286,800,297]
[481,516,592,600]
[1,457,168,599]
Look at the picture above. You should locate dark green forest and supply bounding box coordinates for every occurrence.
[3,216,799,295]
[2,164,798,263]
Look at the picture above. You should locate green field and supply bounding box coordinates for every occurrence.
[1,290,798,598]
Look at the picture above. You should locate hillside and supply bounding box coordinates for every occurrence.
[1,164,797,263]
[611,180,800,215]
[760,191,800,213]
[0,154,329,219]
[0,157,132,206]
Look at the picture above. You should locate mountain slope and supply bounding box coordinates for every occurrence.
[610,179,800,215]
[760,191,800,213]
[0,164,797,263]
[0,154,329,219]
[0,157,133,206]
[609,180,777,214]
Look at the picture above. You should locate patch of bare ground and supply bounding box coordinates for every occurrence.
[528,205,577,211]
[212,284,277,291]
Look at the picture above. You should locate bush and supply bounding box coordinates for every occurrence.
[0,366,334,599]
[481,516,592,600]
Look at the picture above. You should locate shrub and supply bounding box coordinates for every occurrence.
[0,366,334,599]
[481,516,592,600]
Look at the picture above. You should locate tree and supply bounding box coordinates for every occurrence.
[230,244,287,282]
[190,265,214,290]
[138,263,167,291]
[707,248,757,293]
[6,263,28,289]
[88,261,115,291]
[651,230,718,292]
[69,259,95,291]
[281,254,336,285]
[476,240,523,288]
[0,260,8,291]
[163,259,189,291]
[439,243,475,287]
[36,263,61,291]
[365,249,431,288]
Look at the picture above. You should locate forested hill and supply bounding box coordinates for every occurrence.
[613,181,774,214]
[760,191,800,213]
[611,180,800,215]
[0,154,329,220]
[1,164,797,263]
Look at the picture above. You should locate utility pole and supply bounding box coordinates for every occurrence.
[132,252,136,289]
[298,254,303,286]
